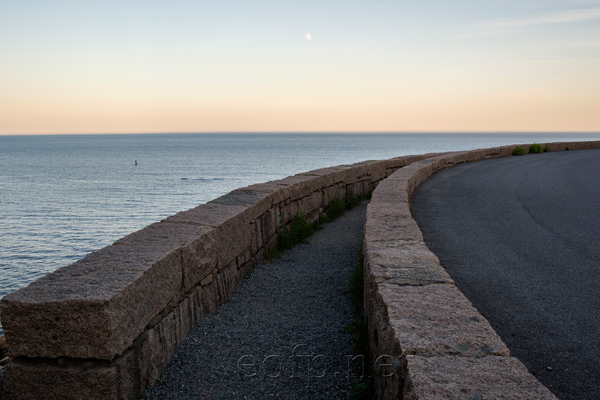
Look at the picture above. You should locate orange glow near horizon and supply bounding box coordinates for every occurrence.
[1,1,599,135]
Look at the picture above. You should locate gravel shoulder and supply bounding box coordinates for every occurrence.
[412,149,600,400]
[145,201,368,400]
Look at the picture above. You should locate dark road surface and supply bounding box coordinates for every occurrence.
[412,149,600,400]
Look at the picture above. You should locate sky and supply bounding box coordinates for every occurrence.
[1,0,599,135]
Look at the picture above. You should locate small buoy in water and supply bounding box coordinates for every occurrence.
[135,160,138,166]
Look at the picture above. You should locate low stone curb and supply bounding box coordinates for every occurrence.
[364,141,600,399]
[0,153,439,399]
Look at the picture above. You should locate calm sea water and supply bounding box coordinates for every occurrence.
[1,132,599,333]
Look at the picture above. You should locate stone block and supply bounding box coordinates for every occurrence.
[442,151,472,165]
[403,355,558,400]
[114,222,217,292]
[346,180,370,199]
[201,262,237,315]
[296,191,324,215]
[370,191,409,208]
[209,189,273,220]
[295,167,345,189]
[1,243,182,360]
[366,200,411,220]
[2,359,121,400]
[322,183,346,205]
[384,156,410,171]
[353,159,388,182]
[365,241,452,286]
[384,167,415,181]
[257,207,279,245]
[378,283,509,357]
[138,296,196,385]
[279,199,301,222]
[164,203,253,268]
[239,181,291,205]
[165,202,247,228]
[364,214,423,242]
[269,174,325,202]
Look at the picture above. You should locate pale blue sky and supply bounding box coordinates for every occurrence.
[1,0,599,134]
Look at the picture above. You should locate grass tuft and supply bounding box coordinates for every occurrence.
[512,146,527,156]
[277,211,315,251]
[529,143,543,154]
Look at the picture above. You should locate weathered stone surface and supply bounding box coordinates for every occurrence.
[366,200,411,220]
[370,180,409,205]
[368,258,452,287]
[346,179,371,199]
[378,283,509,357]
[365,240,452,286]
[239,181,291,205]
[296,191,324,216]
[164,203,253,268]
[210,189,272,219]
[403,355,558,400]
[460,148,485,162]
[1,243,182,360]
[295,167,347,190]
[352,159,388,182]
[269,174,325,202]
[322,183,346,205]
[406,163,438,190]
[164,202,247,227]
[383,166,414,181]
[138,291,199,386]
[364,214,423,242]
[210,189,269,208]
[201,262,237,315]
[114,222,217,292]
[2,360,120,400]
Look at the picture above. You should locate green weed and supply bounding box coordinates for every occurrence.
[156,373,167,385]
[512,146,527,156]
[277,211,315,251]
[529,143,543,154]
[327,197,347,220]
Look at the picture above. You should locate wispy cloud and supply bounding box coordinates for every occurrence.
[507,58,600,64]
[482,7,600,27]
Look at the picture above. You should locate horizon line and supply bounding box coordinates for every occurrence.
[2,130,600,137]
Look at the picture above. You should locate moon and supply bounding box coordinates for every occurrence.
[305,33,311,40]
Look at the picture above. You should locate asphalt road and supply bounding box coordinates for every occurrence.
[412,149,600,400]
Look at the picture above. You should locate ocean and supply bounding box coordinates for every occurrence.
[1,132,599,333]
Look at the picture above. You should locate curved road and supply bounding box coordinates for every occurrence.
[412,149,600,400]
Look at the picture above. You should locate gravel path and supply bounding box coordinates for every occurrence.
[145,201,368,400]
[412,149,600,400]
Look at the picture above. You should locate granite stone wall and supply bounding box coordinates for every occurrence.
[0,153,433,400]
[363,141,600,399]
